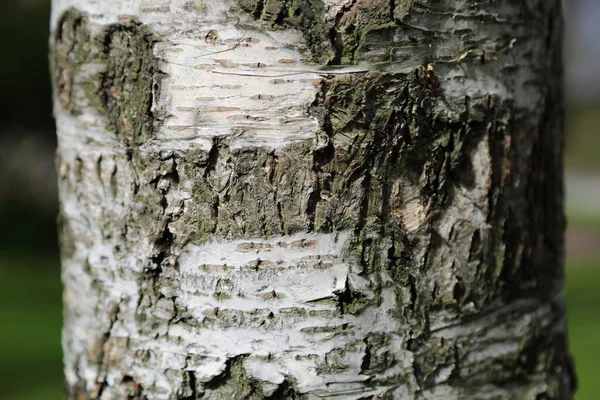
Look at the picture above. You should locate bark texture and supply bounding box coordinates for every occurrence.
[51,0,575,399]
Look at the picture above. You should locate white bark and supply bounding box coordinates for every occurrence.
[52,0,574,399]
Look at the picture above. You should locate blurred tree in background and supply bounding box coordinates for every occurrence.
[0,1,63,399]
[0,0,57,255]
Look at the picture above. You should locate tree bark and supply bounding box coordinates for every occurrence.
[51,0,575,399]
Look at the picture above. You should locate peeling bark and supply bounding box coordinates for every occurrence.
[52,0,575,399]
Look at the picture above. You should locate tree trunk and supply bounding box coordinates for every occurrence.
[51,0,575,399]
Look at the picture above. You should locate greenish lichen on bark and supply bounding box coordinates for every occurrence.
[170,68,461,248]
[235,0,416,65]
[236,0,335,63]
[98,21,159,144]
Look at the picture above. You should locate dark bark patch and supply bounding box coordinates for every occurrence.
[265,377,305,399]
[409,336,455,389]
[236,0,335,63]
[236,0,403,65]
[51,9,162,145]
[52,8,92,112]
[333,276,368,315]
[202,355,259,398]
[120,375,147,400]
[361,332,395,374]
[98,21,159,145]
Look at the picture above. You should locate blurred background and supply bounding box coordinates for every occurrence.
[0,0,598,398]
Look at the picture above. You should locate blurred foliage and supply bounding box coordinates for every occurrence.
[566,260,600,400]
[568,212,600,234]
[0,0,53,130]
[0,202,58,255]
[566,106,600,171]
[0,253,62,400]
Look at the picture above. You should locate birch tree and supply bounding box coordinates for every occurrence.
[51,0,575,398]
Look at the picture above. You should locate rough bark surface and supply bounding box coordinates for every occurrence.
[51,0,575,399]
